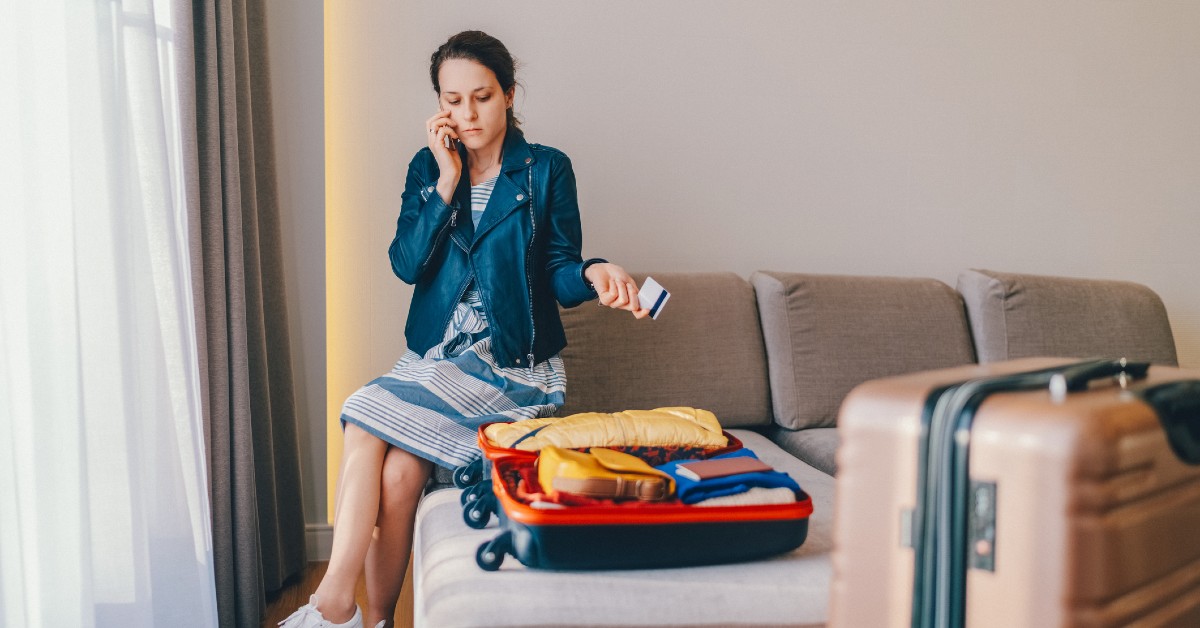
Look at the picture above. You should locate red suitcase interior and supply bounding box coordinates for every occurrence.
[474,453,814,571]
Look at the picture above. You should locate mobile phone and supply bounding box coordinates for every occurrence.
[443,135,458,150]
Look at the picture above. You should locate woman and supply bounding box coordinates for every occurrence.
[280,31,647,628]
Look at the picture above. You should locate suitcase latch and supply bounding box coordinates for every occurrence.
[969,481,997,572]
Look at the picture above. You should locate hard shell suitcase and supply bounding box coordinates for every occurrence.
[830,357,1200,628]
[474,453,813,571]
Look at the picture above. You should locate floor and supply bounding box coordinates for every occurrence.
[262,560,415,628]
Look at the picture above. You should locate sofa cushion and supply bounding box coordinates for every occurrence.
[770,427,839,476]
[413,429,834,628]
[751,271,977,430]
[956,269,1178,366]
[429,466,455,489]
[557,272,772,428]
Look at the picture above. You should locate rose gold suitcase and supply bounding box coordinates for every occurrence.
[830,357,1200,628]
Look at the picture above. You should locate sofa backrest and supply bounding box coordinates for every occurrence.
[751,271,977,430]
[956,269,1178,366]
[556,272,773,428]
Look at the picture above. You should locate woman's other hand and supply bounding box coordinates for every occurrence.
[585,263,650,319]
[426,110,461,202]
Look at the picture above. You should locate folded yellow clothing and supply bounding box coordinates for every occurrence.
[538,446,676,501]
[484,407,727,451]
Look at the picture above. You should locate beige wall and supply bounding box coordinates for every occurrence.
[265,0,326,532]
[287,1,1200,533]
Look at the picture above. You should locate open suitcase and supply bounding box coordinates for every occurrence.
[455,421,744,529]
[474,452,813,571]
[830,357,1200,627]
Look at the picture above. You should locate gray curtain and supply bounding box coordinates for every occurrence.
[175,1,308,626]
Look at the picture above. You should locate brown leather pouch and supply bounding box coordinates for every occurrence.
[537,447,675,501]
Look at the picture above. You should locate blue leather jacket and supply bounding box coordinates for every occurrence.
[389,127,605,369]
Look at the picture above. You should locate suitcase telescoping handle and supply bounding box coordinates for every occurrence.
[1048,359,1200,466]
[1048,357,1150,402]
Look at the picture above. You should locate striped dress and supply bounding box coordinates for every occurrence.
[340,175,567,469]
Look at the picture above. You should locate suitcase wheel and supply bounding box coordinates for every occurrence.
[463,493,496,529]
[453,458,484,489]
[476,531,511,571]
[460,481,492,506]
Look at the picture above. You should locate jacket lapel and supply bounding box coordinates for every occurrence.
[472,128,535,246]
[472,173,526,244]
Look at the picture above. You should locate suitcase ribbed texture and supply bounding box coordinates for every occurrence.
[831,358,1200,628]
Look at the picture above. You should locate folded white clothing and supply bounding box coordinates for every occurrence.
[692,486,796,507]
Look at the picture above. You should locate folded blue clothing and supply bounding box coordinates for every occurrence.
[656,448,803,505]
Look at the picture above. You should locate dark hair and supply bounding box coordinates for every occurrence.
[430,31,522,130]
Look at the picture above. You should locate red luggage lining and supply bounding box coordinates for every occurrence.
[473,453,814,571]
[491,455,813,526]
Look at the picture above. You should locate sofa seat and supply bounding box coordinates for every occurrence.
[412,429,835,628]
[770,427,839,477]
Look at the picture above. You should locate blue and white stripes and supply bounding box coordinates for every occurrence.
[469,174,497,229]
[340,296,566,468]
[340,173,566,470]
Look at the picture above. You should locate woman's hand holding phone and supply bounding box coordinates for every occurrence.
[426,110,461,203]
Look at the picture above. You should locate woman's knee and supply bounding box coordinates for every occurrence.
[342,422,389,460]
[380,447,432,502]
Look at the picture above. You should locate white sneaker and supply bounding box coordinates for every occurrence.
[278,594,364,628]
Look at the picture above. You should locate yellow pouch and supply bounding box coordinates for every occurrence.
[537,446,676,501]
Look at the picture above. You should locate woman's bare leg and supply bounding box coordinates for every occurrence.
[311,423,389,623]
[363,446,433,628]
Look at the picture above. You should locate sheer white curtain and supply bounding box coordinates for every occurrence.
[0,1,218,626]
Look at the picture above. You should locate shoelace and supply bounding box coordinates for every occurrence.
[278,602,325,627]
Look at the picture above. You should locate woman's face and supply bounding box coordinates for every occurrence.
[437,58,513,153]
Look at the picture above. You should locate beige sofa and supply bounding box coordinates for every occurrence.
[413,269,1178,628]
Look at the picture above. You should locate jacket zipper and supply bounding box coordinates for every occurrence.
[440,273,472,344]
[525,166,536,375]
[420,202,457,272]
[435,184,467,338]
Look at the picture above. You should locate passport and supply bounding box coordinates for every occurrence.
[675,456,774,481]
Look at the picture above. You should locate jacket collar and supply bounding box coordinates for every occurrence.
[449,126,535,249]
[502,126,534,172]
[454,125,534,173]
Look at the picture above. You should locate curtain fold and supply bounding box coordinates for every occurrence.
[175,0,308,625]
[1,1,219,625]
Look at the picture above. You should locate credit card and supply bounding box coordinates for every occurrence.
[637,276,670,320]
